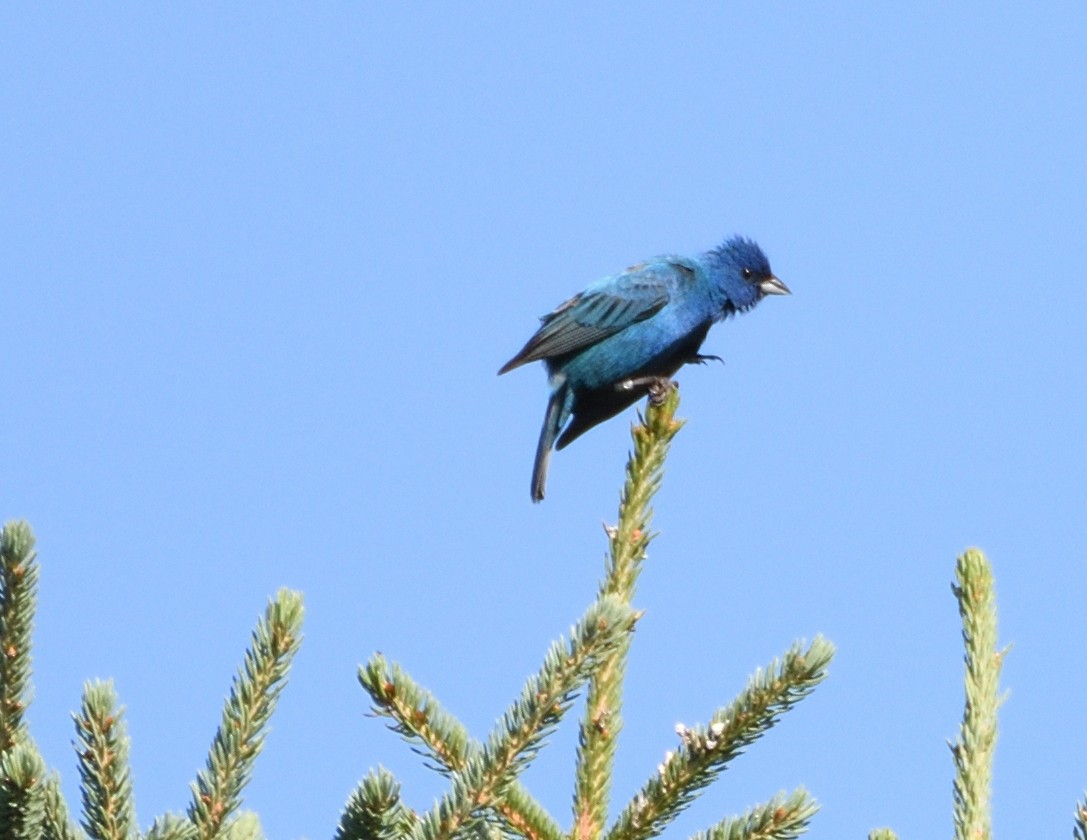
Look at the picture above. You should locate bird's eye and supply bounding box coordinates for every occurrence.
[741,267,754,280]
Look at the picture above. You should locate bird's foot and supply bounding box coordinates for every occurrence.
[616,375,676,405]
[687,353,724,366]
[647,377,675,405]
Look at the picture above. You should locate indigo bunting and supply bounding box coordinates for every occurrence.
[499,236,789,502]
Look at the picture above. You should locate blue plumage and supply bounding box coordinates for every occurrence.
[500,236,789,501]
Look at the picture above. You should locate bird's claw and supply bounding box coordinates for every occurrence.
[647,377,674,405]
[687,354,725,366]
[615,375,675,405]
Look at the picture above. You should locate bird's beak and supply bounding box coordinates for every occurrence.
[760,275,791,296]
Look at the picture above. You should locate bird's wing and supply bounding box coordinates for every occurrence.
[499,262,686,373]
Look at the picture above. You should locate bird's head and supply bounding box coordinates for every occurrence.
[707,236,790,313]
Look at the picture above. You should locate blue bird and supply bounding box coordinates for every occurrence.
[499,236,789,502]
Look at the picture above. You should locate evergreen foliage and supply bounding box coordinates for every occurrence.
[0,394,1073,839]
[0,520,37,753]
[187,590,303,840]
[605,639,832,840]
[335,768,417,840]
[0,522,300,840]
[0,740,47,840]
[688,790,818,840]
[74,681,137,840]
[950,549,1004,840]
[574,389,684,840]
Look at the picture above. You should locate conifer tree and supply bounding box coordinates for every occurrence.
[0,389,1073,839]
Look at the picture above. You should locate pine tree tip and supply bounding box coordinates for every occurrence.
[1,520,36,557]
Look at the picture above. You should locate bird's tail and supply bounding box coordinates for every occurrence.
[531,385,568,503]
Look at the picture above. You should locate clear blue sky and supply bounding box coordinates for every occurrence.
[3,3,1086,838]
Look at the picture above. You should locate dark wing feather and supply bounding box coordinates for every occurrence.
[498,267,673,374]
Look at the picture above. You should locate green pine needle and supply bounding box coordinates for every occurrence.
[336,767,417,840]
[575,387,683,840]
[359,656,471,776]
[1074,794,1087,840]
[357,658,562,840]
[950,548,1004,840]
[188,589,303,840]
[146,813,199,840]
[74,681,136,840]
[602,386,685,602]
[1,520,39,753]
[220,811,265,840]
[688,788,819,840]
[0,739,48,840]
[607,637,834,840]
[408,595,635,840]
[42,772,84,840]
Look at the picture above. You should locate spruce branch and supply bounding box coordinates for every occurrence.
[335,766,418,840]
[42,772,84,840]
[575,387,683,840]
[602,387,684,602]
[1074,794,1087,840]
[950,548,1003,840]
[0,520,39,753]
[686,788,818,840]
[0,739,47,840]
[146,814,199,840]
[606,637,834,840]
[358,658,562,840]
[74,681,136,840]
[486,792,559,840]
[220,812,265,840]
[407,595,636,840]
[0,524,80,840]
[359,656,470,776]
[188,589,304,840]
